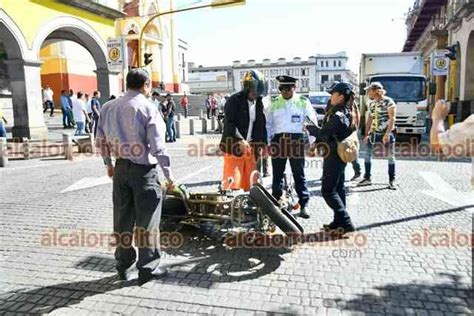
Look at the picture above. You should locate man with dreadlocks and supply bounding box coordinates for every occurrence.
[312,82,357,234]
[219,70,268,191]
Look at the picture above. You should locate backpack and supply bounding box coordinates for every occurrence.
[337,130,359,163]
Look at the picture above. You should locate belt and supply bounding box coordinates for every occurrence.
[274,133,304,138]
[116,158,156,168]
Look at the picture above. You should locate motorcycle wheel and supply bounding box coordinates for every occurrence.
[250,185,303,235]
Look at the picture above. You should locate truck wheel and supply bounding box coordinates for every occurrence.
[250,186,303,235]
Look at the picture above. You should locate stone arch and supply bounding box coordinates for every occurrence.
[0,10,48,139]
[32,16,112,104]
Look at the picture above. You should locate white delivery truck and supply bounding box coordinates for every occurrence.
[359,52,430,142]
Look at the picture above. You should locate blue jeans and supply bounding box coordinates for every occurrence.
[166,115,176,141]
[75,121,85,136]
[0,122,6,138]
[364,132,396,181]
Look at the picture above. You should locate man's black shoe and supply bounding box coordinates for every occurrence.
[299,208,310,219]
[117,270,127,281]
[138,267,169,285]
[323,222,356,235]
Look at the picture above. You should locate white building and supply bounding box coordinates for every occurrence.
[177,38,189,84]
[232,57,317,95]
[315,52,358,92]
[187,53,358,96]
[187,63,234,94]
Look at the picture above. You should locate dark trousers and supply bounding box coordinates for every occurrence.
[85,113,93,133]
[270,134,309,208]
[93,116,99,137]
[113,159,162,274]
[182,106,188,118]
[206,107,211,119]
[364,132,396,181]
[321,152,352,225]
[43,101,54,116]
[352,160,361,175]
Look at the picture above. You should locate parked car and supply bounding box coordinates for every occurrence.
[309,92,331,125]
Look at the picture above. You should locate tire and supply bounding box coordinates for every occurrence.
[250,186,303,235]
[254,183,304,234]
[162,195,187,217]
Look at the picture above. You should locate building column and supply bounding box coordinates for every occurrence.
[435,34,448,101]
[95,68,119,103]
[5,59,48,140]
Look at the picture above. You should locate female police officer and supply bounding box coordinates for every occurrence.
[311,82,357,234]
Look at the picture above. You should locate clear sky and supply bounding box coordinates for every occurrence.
[175,0,416,73]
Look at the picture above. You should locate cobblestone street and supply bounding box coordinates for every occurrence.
[0,131,472,315]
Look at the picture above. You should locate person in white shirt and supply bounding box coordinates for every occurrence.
[430,99,474,189]
[72,91,90,135]
[266,75,318,218]
[85,93,93,133]
[42,85,55,117]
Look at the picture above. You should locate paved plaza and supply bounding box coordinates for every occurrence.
[0,119,472,315]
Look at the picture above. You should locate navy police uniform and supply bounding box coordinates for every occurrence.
[313,82,356,232]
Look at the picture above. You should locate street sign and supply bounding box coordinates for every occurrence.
[432,50,449,76]
[107,38,123,72]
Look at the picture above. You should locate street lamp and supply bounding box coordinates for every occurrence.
[138,0,245,67]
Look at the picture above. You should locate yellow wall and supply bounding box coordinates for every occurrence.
[0,0,116,49]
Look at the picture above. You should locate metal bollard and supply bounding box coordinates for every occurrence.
[62,133,73,161]
[211,117,216,131]
[87,133,95,154]
[175,120,181,139]
[0,137,8,167]
[201,118,207,134]
[22,137,30,160]
[189,119,195,135]
[200,109,204,119]
[176,113,181,121]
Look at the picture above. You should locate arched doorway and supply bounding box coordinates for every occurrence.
[33,22,112,105]
[0,10,48,139]
[464,31,474,100]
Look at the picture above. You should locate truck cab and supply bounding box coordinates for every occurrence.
[359,52,429,142]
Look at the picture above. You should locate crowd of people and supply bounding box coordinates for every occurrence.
[42,86,119,136]
[92,68,473,285]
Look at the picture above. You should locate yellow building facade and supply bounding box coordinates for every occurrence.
[0,0,181,139]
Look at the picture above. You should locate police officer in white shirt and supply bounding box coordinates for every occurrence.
[266,75,318,218]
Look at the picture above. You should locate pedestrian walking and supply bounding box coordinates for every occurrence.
[205,95,212,119]
[357,82,397,190]
[0,102,7,138]
[310,82,357,234]
[72,91,90,136]
[91,91,101,136]
[211,95,218,117]
[266,75,317,219]
[95,68,174,285]
[219,70,268,191]
[180,92,189,118]
[165,94,176,142]
[60,90,74,128]
[42,85,55,117]
[85,93,93,133]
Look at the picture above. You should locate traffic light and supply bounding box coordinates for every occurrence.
[144,53,153,66]
[445,43,459,60]
[211,0,246,8]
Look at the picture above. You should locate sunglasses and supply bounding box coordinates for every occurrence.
[279,85,294,92]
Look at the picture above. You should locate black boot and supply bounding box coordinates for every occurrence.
[299,208,310,219]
